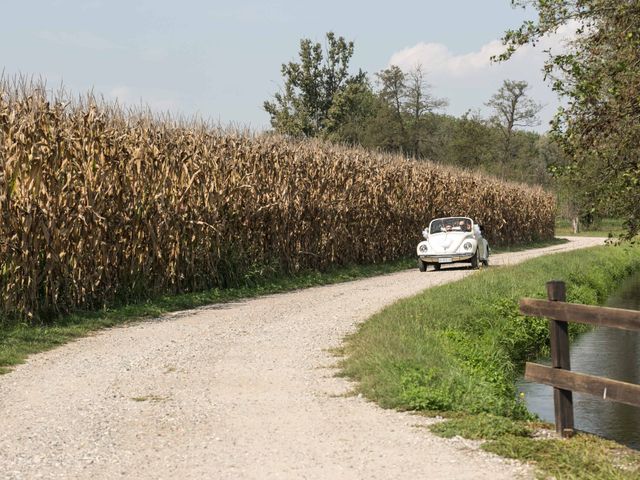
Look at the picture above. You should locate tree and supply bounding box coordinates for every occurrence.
[264,32,366,138]
[499,1,640,238]
[376,66,406,120]
[324,80,379,145]
[347,65,408,153]
[403,65,448,157]
[370,65,447,157]
[374,65,408,149]
[448,110,496,170]
[486,80,542,175]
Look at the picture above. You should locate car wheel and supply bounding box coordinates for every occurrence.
[418,259,427,272]
[470,252,479,269]
[432,263,441,271]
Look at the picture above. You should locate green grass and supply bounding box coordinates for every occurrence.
[429,414,640,479]
[340,244,640,415]
[0,257,416,374]
[339,243,640,478]
[556,218,626,237]
[485,433,640,479]
[430,413,533,440]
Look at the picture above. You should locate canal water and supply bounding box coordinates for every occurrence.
[517,270,640,449]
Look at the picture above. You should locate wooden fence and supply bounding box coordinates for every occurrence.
[519,280,640,438]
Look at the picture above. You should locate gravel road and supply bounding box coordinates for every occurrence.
[0,237,604,479]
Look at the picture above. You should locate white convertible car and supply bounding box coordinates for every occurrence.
[416,216,489,272]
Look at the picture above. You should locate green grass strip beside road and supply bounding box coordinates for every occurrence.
[339,244,640,479]
[430,414,640,479]
[555,217,626,238]
[340,244,640,416]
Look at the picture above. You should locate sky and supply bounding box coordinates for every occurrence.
[0,0,570,133]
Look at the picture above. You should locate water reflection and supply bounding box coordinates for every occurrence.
[517,270,640,449]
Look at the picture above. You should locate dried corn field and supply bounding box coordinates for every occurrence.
[0,81,555,323]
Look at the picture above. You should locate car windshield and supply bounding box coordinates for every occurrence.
[429,217,472,234]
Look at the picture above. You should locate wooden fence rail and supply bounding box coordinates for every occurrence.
[519,280,640,438]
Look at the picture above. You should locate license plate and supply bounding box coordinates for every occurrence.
[438,257,453,263]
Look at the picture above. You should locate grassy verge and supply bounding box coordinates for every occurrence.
[339,244,640,478]
[0,257,416,374]
[430,414,640,479]
[556,218,626,237]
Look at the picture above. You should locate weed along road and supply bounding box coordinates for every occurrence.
[0,237,604,479]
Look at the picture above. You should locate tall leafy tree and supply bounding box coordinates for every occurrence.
[352,65,408,152]
[448,110,497,170]
[370,65,446,156]
[376,66,407,121]
[486,80,542,175]
[374,66,408,149]
[499,0,640,238]
[324,80,379,144]
[264,32,366,138]
[403,65,447,157]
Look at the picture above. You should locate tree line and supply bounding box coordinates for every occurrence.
[264,32,551,186]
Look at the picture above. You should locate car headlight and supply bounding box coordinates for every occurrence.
[419,244,428,253]
[463,242,473,251]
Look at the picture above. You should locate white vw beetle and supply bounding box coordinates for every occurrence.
[416,216,489,272]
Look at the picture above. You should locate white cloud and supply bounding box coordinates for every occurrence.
[390,40,505,78]
[387,23,578,131]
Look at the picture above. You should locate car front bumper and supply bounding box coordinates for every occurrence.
[419,253,475,264]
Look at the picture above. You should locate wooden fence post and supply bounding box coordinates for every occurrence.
[546,280,575,437]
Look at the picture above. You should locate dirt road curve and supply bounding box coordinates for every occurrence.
[0,237,604,480]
